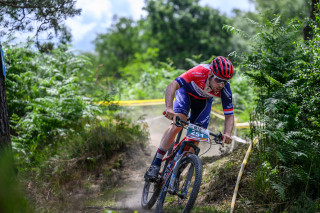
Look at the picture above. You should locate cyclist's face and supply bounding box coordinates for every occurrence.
[209,75,227,92]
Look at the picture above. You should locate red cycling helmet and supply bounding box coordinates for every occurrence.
[210,56,234,80]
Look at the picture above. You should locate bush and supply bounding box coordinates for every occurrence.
[4,42,149,177]
[229,14,320,211]
[69,118,148,159]
[4,42,102,166]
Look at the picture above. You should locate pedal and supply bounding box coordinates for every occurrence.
[144,173,159,182]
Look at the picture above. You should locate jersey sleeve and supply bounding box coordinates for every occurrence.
[175,66,200,87]
[221,83,234,115]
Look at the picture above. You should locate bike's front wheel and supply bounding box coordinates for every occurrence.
[141,179,161,209]
[156,154,202,213]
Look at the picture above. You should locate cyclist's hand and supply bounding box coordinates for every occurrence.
[222,134,232,146]
[163,108,176,124]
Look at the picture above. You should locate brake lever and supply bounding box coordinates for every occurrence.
[215,132,224,145]
[175,116,183,127]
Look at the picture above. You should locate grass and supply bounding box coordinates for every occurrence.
[164,205,226,213]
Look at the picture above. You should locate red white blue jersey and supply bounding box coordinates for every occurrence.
[175,64,234,115]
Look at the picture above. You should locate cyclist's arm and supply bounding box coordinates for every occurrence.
[164,80,180,121]
[220,83,234,144]
[223,114,234,144]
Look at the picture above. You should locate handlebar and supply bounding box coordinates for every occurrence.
[163,111,224,144]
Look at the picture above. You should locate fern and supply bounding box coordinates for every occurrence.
[222,25,249,38]
[240,13,320,210]
[271,182,286,201]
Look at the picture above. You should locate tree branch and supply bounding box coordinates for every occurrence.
[303,0,319,40]
[0,1,39,9]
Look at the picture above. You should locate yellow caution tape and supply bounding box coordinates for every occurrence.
[95,99,251,128]
[94,99,165,106]
[211,107,224,115]
[210,108,250,129]
[230,137,259,213]
[235,122,250,129]
[210,111,225,120]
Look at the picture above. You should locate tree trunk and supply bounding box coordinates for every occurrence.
[303,0,319,40]
[0,52,11,153]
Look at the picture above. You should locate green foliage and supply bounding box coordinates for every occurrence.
[69,118,148,160]
[116,48,183,100]
[227,0,311,60]
[93,17,149,78]
[40,117,148,184]
[144,0,232,68]
[236,12,320,211]
[251,0,311,24]
[3,42,149,196]
[5,42,102,165]
[229,71,257,122]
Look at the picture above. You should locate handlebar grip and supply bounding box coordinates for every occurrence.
[163,111,182,126]
[209,132,218,137]
[163,111,188,126]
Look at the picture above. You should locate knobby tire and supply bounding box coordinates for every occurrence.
[141,180,161,209]
[156,154,202,213]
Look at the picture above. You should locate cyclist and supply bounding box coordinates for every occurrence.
[145,56,235,181]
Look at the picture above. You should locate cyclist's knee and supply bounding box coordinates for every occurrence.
[172,124,183,133]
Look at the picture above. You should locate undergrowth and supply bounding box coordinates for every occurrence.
[20,116,149,212]
[225,11,320,212]
[38,117,149,185]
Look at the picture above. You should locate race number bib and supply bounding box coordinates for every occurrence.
[186,124,210,142]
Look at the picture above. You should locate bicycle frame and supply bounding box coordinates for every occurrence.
[160,117,222,195]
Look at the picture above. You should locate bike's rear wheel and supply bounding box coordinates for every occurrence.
[156,154,202,213]
[141,146,175,210]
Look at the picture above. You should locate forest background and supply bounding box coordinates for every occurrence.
[0,0,319,212]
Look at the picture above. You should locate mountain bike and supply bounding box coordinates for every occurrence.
[141,115,223,213]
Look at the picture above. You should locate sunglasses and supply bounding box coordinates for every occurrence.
[213,76,228,85]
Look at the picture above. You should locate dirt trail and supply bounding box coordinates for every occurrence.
[111,116,171,211]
